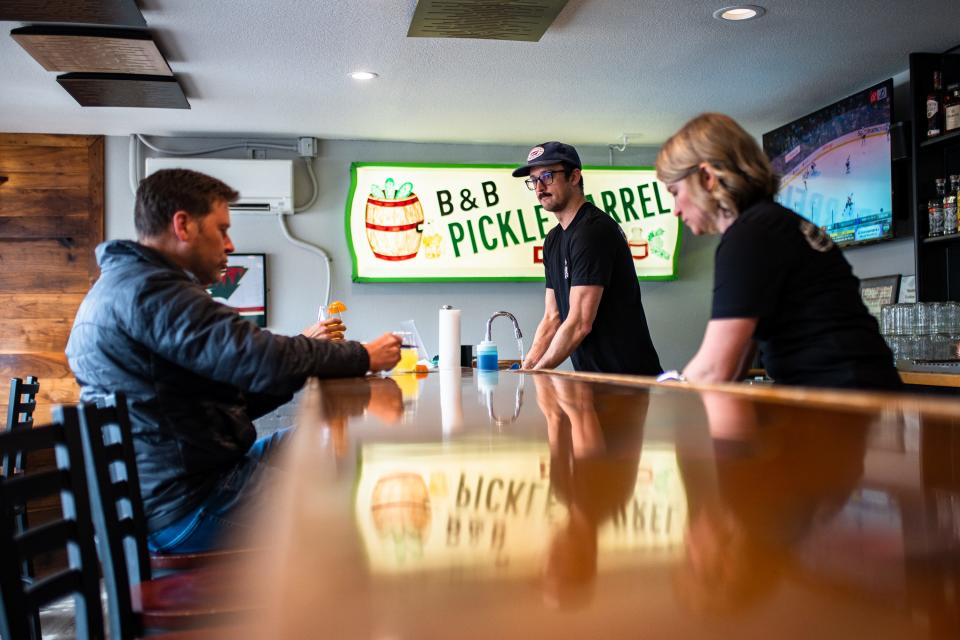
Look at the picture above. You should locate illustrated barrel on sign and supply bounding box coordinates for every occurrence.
[370,472,431,542]
[365,194,424,261]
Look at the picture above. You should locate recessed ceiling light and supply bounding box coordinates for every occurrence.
[713,5,765,21]
[349,71,378,81]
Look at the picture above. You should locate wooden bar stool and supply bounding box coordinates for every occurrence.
[77,393,256,638]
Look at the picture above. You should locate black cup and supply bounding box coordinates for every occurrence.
[460,345,473,367]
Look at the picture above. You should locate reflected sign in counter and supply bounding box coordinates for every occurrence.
[354,442,687,576]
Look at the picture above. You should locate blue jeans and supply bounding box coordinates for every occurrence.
[147,428,292,553]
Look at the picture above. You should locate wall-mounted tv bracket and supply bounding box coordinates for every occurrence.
[890,121,911,161]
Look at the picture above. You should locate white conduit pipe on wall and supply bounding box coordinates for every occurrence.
[136,134,298,156]
[127,134,334,318]
[285,156,333,312]
[278,212,332,314]
[128,134,142,195]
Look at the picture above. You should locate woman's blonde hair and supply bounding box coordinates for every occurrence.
[656,113,779,218]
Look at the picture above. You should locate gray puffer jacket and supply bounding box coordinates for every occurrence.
[66,240,369,531]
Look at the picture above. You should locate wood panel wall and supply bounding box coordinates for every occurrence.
[0,133,103,425]
[1,134,102,568]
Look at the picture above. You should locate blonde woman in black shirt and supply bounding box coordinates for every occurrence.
[655,113,899,390]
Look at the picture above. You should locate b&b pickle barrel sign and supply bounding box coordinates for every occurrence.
[346,163,680,282]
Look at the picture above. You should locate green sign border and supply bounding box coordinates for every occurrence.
[346,162,682,283]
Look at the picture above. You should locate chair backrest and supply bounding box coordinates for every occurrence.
[0,406,105,640]
[4,376,40,477]
[3,376,43,635]
[77,392,153,640]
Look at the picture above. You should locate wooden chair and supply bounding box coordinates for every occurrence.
[4,375,40,476]
[77,393,254,638]
[81,393,252,574]
[0,406,105,640]
[3,375,43,634]
[4,377,42,538]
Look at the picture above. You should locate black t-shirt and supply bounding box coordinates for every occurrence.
[712,200,900,389]
[543,203,662,375]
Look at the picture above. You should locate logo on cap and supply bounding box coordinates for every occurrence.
[527,146,545,162]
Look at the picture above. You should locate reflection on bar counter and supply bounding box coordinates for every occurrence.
[355,441,686,576]
[476,369,524,427]
[235,371,960,639]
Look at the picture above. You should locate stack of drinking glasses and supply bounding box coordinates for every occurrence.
[880,301,960,362]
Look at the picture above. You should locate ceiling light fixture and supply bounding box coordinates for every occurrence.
[349,71,378,81]
[713,5,765,21]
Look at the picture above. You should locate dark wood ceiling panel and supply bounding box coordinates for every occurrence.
[407,0,569,41]
[57,73,190,109]
[11,26,172,75]
[0,0,146,27]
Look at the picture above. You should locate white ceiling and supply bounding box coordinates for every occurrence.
[1,0,959,146]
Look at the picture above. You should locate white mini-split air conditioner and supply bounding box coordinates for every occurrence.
[144,158,295,215]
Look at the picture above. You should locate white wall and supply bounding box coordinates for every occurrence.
[844,236,915,279]
[105,135,718,370]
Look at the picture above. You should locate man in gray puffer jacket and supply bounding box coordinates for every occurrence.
[66,168,402,552]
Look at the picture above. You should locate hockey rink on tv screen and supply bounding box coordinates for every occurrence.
[773,124,893,246]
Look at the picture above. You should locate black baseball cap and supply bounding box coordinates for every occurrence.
[512,141,582,177]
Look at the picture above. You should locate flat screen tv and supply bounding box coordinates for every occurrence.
[762,79,894,247]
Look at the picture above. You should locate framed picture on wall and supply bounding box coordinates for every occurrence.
[859,274,901,320]
[208,253,267,327]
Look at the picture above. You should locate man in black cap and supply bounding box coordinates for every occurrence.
[515,142,661,375]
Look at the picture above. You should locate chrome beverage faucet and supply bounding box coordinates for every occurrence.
[484,310,523,342]
[484,311,524,363]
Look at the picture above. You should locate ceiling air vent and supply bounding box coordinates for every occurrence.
[407,0,569,42]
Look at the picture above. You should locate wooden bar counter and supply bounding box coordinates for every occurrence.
[228,370,960,639]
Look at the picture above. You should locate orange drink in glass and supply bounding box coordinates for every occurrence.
[393,331,418,373]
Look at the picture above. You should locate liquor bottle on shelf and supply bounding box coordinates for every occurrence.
[944,175,958,236]
[927,71,943,138]
[951,175,960,234]
[945,84,960,133]
[928,178,945,237]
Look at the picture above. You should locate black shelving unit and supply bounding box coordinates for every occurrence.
[910,52,960,302]
[919,128,960,149]
[921,232,960,245]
